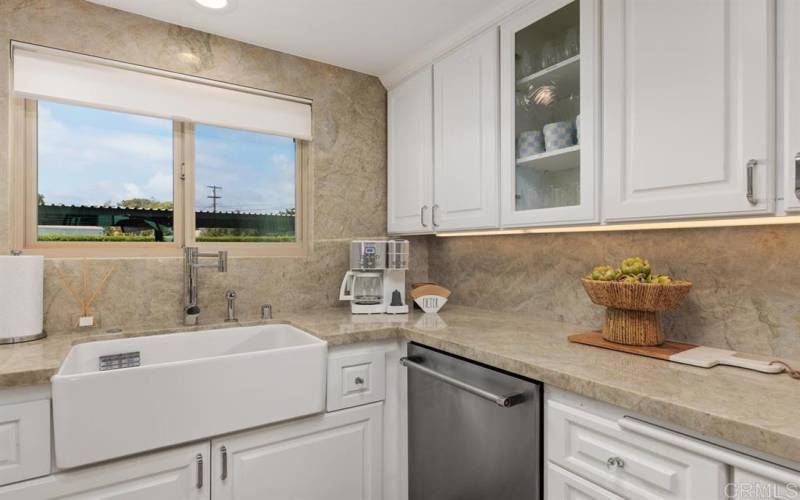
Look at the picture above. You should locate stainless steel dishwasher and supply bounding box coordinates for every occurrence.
[403,343,541,500]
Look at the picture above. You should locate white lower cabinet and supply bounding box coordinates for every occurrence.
[0,403,383,500]
[546,462,622,500]
[546,387,800,500]
[0,442,210,500]
[730,467,800,500]
[212,402,383,500]
[0,399,50,487]
[547,398,726,499]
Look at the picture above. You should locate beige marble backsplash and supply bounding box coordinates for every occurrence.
[43,238,429,333]
[427,225,800,360]
[0,0,432,332]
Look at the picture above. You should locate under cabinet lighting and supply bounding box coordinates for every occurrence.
[435,215,800,237]
[195,0,228,9]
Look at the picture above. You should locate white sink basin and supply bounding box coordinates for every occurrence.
[52,324,327,468]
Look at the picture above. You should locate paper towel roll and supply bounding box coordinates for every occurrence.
[0,255,44,342]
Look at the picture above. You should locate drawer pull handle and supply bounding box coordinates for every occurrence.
[606,456,625,471]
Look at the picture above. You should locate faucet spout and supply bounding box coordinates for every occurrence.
[184,247,228,325]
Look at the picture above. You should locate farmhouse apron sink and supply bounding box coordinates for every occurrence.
[52,324,327,468]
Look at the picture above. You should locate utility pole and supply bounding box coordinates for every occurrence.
[207,185,222,213]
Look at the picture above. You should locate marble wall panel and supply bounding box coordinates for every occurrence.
[428,226,800,359]
[0,0,410,333]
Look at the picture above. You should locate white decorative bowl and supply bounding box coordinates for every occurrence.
[414,295,447,314]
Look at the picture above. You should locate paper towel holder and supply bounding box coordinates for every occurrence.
[0,331,47,345]
[0,252,47,344]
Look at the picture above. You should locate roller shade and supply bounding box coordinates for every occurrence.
[11,43,312,140]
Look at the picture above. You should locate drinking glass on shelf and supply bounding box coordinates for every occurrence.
[564,27,579,58]
[540,41,558,70]
[519,51,534,77]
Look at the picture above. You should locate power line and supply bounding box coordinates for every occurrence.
[207,185,222,213]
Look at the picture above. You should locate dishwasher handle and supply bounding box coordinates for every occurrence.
[400,357,526,408]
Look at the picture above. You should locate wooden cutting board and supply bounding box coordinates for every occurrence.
[568,331,784,374]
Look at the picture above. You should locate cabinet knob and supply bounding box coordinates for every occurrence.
[355,376,365,385]
[606,456,625,471]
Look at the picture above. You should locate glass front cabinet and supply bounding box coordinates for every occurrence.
[500,0,599,227]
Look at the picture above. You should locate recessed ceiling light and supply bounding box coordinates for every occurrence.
[195,0,228,9]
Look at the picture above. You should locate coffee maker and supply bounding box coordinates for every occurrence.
[339,240,410,314]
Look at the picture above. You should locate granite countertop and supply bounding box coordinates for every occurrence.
[0,305,798,465]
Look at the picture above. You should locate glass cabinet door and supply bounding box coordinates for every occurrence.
[500,0,598,227]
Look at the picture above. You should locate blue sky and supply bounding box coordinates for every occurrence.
[37,100,296,214]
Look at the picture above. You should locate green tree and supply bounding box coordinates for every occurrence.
[118,198,173,210]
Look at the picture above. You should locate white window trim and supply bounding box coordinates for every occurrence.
[10,98,310,258]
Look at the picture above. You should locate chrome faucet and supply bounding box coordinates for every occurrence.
[184,247,228,325]
[225,290,238,322]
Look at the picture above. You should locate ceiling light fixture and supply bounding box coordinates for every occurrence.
[195,0,228,9]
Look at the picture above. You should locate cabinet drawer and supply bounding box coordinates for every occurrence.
[731,467,800,500]
[547,462,623,500]
[327,349,386,411]
[547,398,726,499]
[0,400,50,486]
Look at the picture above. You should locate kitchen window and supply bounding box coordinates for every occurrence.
[10,43,311,257]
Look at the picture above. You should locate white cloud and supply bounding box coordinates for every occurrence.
[146,171,173,199]
[122,183,144,200]
[36,103,174,206]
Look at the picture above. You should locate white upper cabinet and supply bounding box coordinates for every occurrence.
[780,0,800,211]
[433,27,500,231]
[500,0,599,227]
[602,0,775,221]
[388,66,434,234]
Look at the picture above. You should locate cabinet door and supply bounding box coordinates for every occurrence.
[0,400,50,487]
[603,0,775,221]
[501,0,600,227]
[388,67,434,234]
[0,442,210,500]
[433,28,499,231]
[212,403,383,500]
[780,0,800,211]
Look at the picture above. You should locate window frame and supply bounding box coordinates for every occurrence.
[11,97,309,258]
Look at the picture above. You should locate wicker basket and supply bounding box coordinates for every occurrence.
[581,279,692,346]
